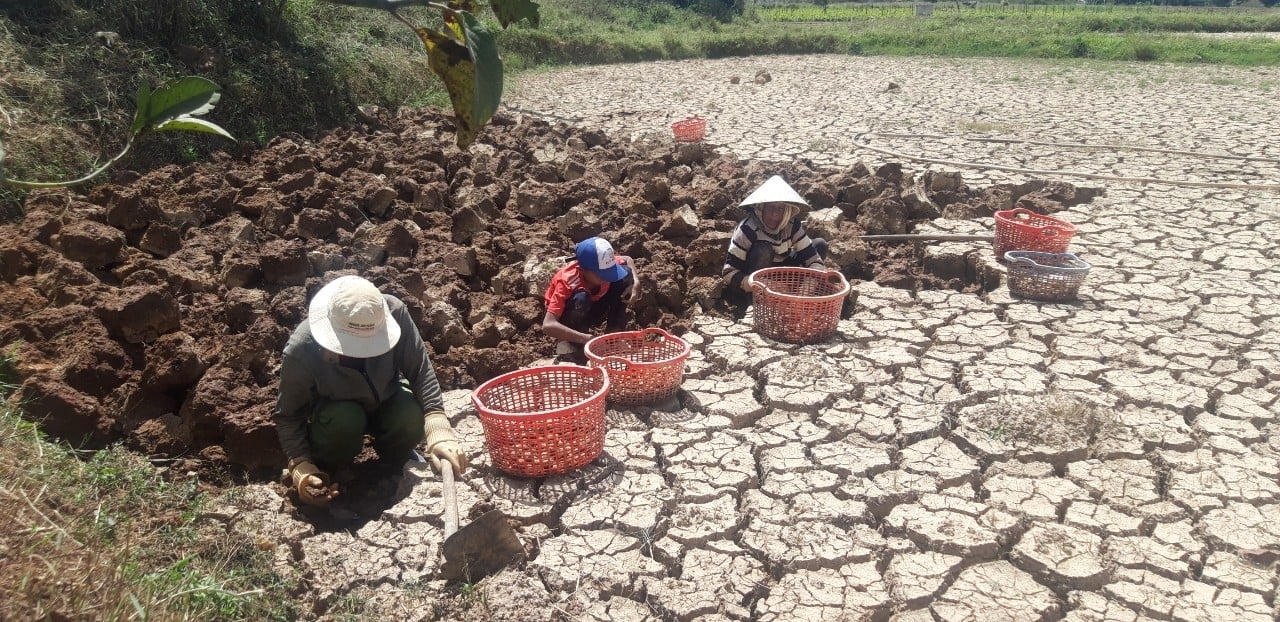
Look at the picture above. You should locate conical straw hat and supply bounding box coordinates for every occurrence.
[738,175,808,208]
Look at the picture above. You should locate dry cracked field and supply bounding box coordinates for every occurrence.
[79,56,1280,619]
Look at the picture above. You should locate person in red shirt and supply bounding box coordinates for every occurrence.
[542,237,640,362]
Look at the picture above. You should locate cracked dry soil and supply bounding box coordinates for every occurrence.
[4,53,1280,621]
[0,107,1089,472]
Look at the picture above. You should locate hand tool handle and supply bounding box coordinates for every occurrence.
[442,460,459,538]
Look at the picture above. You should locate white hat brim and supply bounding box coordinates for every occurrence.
[307,276,402,358]
[739,175,809,208]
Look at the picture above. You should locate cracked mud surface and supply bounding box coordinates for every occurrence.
[8,54,1280,620]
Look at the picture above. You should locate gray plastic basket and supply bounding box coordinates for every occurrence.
[1004,251,1091,302]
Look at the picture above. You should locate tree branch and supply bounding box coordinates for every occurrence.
[321,0,448,10]
[2,134,138,189]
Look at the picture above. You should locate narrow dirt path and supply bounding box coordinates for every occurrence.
[220,56,1279,620]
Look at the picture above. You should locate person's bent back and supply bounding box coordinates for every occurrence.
[541,237,641,363]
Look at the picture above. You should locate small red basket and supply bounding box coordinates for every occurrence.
[993,208,1076,259]
[748,267,850,344]
[585,328,691,406]
[671,116,707,142]
[471,365,608,478]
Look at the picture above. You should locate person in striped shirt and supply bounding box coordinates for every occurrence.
[722,175,828,305]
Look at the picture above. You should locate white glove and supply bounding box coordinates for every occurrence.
[424,411,469,475]
[288,458,339,506]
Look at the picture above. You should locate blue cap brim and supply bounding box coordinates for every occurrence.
[593,262,629,283]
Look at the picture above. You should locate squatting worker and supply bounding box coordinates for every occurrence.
[721,175,828,306]
[274,275,467,507]
[541,236,641,363]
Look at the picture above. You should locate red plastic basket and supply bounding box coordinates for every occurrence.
[671,116,707,142]
[585,328,691,406]
[748,267,850,344]
[471,365,608,478]
[993,208,1076,259]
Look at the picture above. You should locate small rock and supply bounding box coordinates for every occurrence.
[442,247,477,277]
[514,183,561,217]
[523,255,565,296]
[659,205,700,239]
[138,222,182,257]
[366,187,398,216]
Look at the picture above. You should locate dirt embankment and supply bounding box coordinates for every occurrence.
[0,109,1097,473]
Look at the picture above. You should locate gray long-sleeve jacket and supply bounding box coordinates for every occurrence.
[274,295,444,462]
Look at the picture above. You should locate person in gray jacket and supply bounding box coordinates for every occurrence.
[275,275,467,507]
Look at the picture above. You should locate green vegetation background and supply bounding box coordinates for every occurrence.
[2,0,1280,188]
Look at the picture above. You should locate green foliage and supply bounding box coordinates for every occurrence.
[1,76,232,189]
[0,404,302,621]
[1,0,476,194]
[322,0,542,148]
[0,346,17,398]
[673,0,744,22]
[132,76,234,139]
[1131,42,1159,61]
[492,0,543,28]
[757,2,1280,32]
[5,0,1280,193]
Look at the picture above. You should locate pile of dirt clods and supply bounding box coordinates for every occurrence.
[0,108,1096,472]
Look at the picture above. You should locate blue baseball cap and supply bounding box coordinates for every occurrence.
[575,237,629,282]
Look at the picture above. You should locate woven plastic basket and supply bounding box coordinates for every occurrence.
[748,267,850,344]
[1005,251,1091,302]
[671,116,707,142]
[993,208,1077,259]
[585,328,691,406]
[471,365,608,478]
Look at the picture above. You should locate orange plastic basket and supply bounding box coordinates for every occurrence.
[471,365,608,478]
[748,267,850,344]
[585,328,691,406]
[671,116,707,142]
[993,208,1076,259]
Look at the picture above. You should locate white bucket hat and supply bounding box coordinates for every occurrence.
[738,175,809,208]
[308,275,401,358]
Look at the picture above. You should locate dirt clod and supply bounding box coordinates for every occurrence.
[0,108,1090,471]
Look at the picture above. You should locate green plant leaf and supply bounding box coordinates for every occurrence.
[461,11,502,127]
[155,118,235,141]
[130,82,153,134]
[138,77,223,131]
[415,11,502,149]
[490,0,540,28]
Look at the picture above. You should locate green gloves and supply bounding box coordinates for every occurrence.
[424,411,468,475]
[289,458,339,507]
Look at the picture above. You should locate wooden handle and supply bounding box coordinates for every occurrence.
[859,234,995,242]
[441,460,459,538]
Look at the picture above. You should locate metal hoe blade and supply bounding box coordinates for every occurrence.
[441,510,525,582]
[439,461,525,582]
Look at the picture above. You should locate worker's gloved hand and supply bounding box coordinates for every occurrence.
[289,459,340,506]
[424,411,469,475]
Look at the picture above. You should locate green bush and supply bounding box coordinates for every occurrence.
[1132,42,1159,61]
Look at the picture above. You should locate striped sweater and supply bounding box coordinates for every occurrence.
[722,214,824,292]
